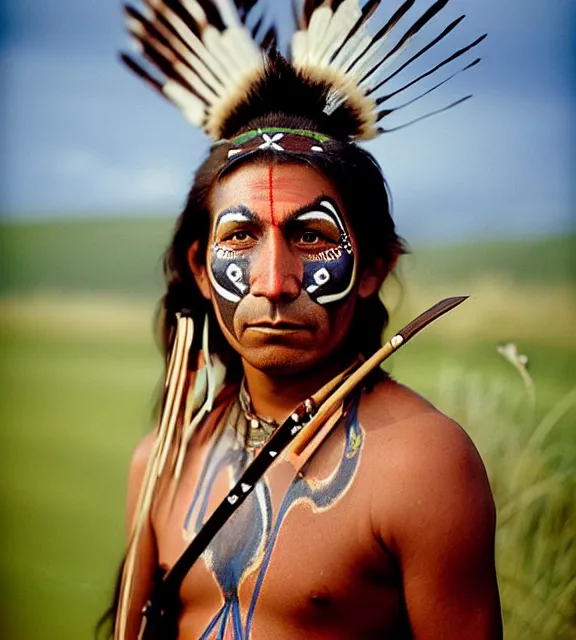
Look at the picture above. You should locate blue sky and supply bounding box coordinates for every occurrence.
[1,0,574,241]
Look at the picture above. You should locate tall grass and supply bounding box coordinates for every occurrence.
[434,359,576,639]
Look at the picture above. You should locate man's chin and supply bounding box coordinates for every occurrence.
[240,346,324,377]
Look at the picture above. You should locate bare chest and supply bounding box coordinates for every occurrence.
[152,408,405,639]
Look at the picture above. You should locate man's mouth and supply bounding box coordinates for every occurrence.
[246,320,313,332]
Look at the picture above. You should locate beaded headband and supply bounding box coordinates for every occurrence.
[224,127,333,163]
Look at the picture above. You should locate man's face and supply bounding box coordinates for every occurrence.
[196,162,368,375]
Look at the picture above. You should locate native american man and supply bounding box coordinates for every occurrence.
[107,1,502,638]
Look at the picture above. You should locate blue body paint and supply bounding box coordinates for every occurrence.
[184,397,364,638]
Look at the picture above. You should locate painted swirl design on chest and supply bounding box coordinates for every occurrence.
[183,398,364,639]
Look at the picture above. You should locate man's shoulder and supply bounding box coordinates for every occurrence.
[358,376,458,440]
[357,377,491,502]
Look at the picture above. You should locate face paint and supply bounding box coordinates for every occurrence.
[208,207,253,303]
[207,207,256,336]
[205,163,365,375]
[208,196,356,319]
[295,198,356,306]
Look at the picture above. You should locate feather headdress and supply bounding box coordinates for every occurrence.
[122,0,485,142]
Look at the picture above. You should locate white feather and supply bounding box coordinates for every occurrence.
[155,3,233,90]
[318,0,363,66]
[164,82,206,125]
[219,26,263,72]
[203,25,246,84]
[128,25,216,103]
[347,41,391,80]
[181,0,208,25]
[147,11,228,95]
[133,1,267,139]
[330,27,372,70]
[355,41,412,90]
[306,6,333,65]
[290,1,385,139]
[175,58,221,102]
[292,30,309,66]
[215,0,242,27]
[131,26,221,103]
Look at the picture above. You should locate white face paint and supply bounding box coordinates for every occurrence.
[226,263,247,293]
[208,208,253,305]
[306,267,331,295]
[208,198,356,312]
[294,199,356,305]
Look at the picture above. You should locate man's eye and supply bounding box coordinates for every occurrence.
[223,230,252,243]
[300,231,319,244]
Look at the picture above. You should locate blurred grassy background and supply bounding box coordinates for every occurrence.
[1,219,575,639]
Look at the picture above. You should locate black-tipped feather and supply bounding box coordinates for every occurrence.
[125,4,170,49]
[302,0,319,28]
[194,0,227,31]
[120,52,164,94]
[345,0,415,74]
[130,1,232,93]
[375,34,486,105]
[142,0,201,40]
[126,5,196,77]
[359,0,452,84]
[378,94,471,133]
[140,1,197,45]
[125,6,223,97]
[302,0,349,28]
[120,0,485,140]
[363,14,466,90]
[376,57,480,119]
[328,0,381,65]
[133,32,213,105]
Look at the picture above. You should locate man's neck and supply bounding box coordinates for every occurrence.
[241,353,359,424]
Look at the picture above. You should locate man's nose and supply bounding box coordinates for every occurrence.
[249,228,302,302]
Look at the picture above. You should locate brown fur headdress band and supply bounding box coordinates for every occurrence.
[121,0,485,143]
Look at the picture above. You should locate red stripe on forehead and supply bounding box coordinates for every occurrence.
[268,165,276,226]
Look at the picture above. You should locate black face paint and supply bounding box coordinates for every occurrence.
[208,207,254,337]
[209,207,254,306]
[207,198,356,338]
[295,198,355,305]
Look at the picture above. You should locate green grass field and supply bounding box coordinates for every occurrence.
[1,220,575,639]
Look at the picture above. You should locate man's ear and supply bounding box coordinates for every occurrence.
[188,241,212,300]
[357,255,396,299]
